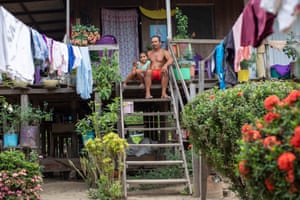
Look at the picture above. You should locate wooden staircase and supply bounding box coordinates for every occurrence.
[120,81,192,198]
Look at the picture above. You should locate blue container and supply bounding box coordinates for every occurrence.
[82,132,95,146]
[4,133,18,148]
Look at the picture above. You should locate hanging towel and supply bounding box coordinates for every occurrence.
[215,43,226,90]
[241,0,276,47]
[76,47,93,99]
[0,6,35,83]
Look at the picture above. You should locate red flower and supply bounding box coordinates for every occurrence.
[241,124,261,142]
[286,170,295,183]
[277,152,296,172]
[264,112,280,123]
[256,121,264,129]
[264,95,280,111]
[241,123,252,134]
[209,95,215,99]
[263,136,281,150]
[282,90,300,106]
[237,92,244,97]
[290,126,300,149]
[264,179,275,191]
[238,160,249,175]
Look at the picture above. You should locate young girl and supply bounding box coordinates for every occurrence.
[122,52,150,88]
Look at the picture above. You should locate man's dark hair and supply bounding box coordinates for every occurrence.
[151,35,161,42]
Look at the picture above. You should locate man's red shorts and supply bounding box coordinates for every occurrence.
[152,69,161,80]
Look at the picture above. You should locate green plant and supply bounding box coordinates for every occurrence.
[70,132,128,199]
[20,102,51,126]
[237,90,300,199]
[71,24,100,46]
[92,51,121,101]
[0,96,21,133]
[283,32,298,61]
[174,7,189,39]
[75,118,94,136]
[75,98,120,138]
[240,52,256,70]
[0,150,43,200]
[182,81,300,199]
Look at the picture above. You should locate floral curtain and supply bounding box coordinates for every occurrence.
[101,8,139,79]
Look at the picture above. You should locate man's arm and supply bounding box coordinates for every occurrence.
[162,49,174,69]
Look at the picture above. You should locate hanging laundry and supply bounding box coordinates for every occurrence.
[0,6,35,83]
[260,0,300,33]
[214,43,226,90]
[223,30,238,86]
[31,28,49,84]
[76,47,93,99]
[232,13,252,72]
[241,0,276,48]
[52,41,69,76]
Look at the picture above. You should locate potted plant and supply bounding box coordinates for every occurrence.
[19,102,51,148]
[0,149,43,199]
[283,31,300,78]
[0,96,21,148]
[173,7,189,40]
[237,90,300,199]
[238,53,256,82]
[71,24,100,46]
[75,117,94,146]
[92,50,121,101]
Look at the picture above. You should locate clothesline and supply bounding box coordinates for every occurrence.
[0,6,94,100]
[199,0,300,90]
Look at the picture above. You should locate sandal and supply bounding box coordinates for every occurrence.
[161,95,171,99]
[145,95,153,99]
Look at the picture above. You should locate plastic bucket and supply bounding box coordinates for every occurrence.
[4,133,18,148]
[173,68,191,80]
[20,125,40,148]
[238,69,249,82]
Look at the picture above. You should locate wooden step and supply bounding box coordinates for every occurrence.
[126,160,184,165]
[126,178,188,184]
[124,111,174,117]
[128,143,181,148]
[124,98,171,103]
[122,84,162,90]
[125,127,177,132]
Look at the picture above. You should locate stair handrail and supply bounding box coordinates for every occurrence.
[168,39,191,103]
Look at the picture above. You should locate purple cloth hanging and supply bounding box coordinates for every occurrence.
[270,64,290,76]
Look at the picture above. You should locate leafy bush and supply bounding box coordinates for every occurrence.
[0,150,43,200]
[237,90,300,199]
[182,81,300,199]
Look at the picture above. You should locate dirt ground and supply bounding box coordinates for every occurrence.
[41,176,239,200]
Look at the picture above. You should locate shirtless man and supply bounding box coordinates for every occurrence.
[145,35,173,99]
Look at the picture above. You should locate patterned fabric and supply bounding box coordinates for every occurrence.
[101,8,139,79]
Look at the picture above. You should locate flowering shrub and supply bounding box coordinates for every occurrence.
[0,150,43,200]
[182,81,300,199]
[237,90,300,199]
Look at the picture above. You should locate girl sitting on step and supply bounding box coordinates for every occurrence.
[122,52,150,88]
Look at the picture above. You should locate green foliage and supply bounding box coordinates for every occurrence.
[283,32,298,61]
[70,132,128,199]
[0,96,21,133]
[0,150,43,199]
[174,7,189,39]
[237,91,300,199]
[20,102,51,126]
[75,98,120,137]
[92,50,121,101]
[182,81,300,199]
